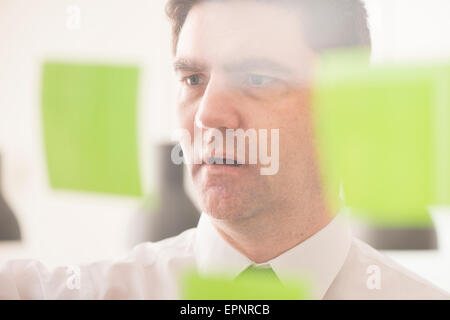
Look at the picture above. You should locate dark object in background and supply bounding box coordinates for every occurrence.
[128,143,199,246]
[0,154,21,241]
[352,215,438,250]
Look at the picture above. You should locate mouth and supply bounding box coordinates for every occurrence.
[205,157,243,167]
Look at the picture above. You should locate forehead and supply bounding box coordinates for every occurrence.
[176,1,313,71]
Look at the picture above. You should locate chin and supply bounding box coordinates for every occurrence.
[200,189,259,221]
[203,206,245,221]
[192,166,269,221]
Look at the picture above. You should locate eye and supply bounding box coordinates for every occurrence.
[183,74,205,87]
[246,74,278,87]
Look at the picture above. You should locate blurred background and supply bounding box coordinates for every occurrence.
[0,0,450,293]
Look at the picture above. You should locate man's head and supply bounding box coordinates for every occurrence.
[167,0,370,222]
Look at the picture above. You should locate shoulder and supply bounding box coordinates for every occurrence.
[324,238,450,300]
[127,227,198,266]
[82,228,198,299]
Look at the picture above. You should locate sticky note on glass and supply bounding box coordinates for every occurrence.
[181,271,311,300]
[41,62,142,196]
[313,49,450,227]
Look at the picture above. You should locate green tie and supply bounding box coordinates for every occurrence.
[235,265,282,284]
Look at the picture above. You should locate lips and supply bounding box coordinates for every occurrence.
[204,156,243,167]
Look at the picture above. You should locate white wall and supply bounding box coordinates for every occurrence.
[366,0,450,62]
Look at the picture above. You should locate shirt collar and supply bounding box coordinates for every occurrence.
[193,213,252,279]
[193,211,352,299]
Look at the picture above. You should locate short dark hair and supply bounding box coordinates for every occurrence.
[166,0,371,55]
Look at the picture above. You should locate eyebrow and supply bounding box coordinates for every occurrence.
[173,58,208,73]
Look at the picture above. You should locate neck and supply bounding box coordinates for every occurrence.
[210,195,333,263]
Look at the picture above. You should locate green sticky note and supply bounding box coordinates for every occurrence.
[41,62,142,196]
[181,270,311,300]
[313,49,450,227]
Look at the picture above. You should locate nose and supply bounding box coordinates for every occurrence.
[194,75,241,130]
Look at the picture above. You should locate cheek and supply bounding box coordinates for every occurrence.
[177,97,197,133]
[276,99,314,163]
[283,90,312,137]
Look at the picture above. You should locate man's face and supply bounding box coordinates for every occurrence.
[175,0,321,221]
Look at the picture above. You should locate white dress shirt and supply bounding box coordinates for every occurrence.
[0,213,449,299]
